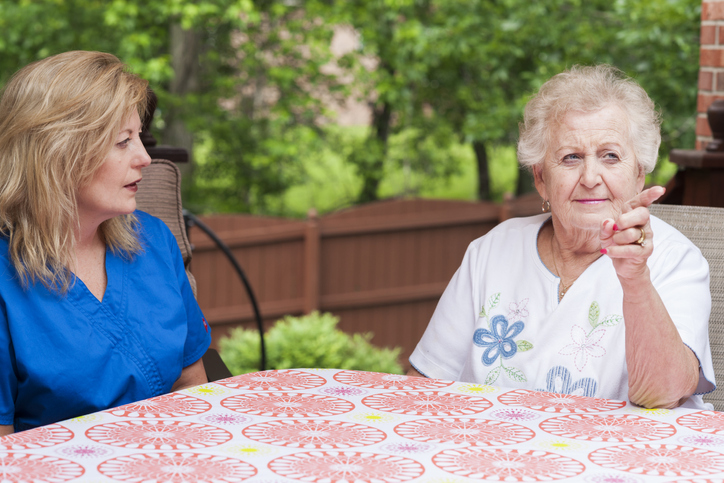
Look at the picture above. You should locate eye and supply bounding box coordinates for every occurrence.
[116,138,131,148]
[603,152,620,162]
[561,153,581,165]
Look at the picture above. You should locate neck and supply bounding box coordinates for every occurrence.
[74,220,105,261]
[549,216,603,257]
[541,219,603,297]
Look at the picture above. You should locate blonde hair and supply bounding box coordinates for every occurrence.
[0,51,149,293]
[517,64,661,173]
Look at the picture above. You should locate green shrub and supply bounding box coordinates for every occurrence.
[218,311,404,375]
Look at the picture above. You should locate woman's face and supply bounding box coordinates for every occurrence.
[76,110,152,229]
[534,105,645,232]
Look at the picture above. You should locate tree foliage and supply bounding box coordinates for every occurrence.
[333,0,700,200]
[0,0,701,209]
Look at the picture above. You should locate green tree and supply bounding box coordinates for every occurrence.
[334,0,700,201]
[0,0,346,214]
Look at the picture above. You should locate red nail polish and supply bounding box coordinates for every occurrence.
[612,224,618,231]
[600,248,608,254]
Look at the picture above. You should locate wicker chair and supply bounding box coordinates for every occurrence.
[650,204,724,410]
[135,159,232,382]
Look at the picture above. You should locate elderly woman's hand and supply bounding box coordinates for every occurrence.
[600,186,665,283]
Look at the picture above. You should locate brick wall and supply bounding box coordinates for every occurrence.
[698,1,724,149]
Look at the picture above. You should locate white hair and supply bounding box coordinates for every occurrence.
[517,64,661,173]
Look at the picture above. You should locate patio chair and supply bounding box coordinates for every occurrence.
[650,204,724,411]
[135,158,233,381]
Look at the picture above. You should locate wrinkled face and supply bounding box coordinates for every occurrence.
[76,110,151,229]
[534,105,645,232]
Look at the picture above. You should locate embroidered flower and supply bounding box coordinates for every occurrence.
[473,315,524,365]
[559,325,607,371]
[507,299,529,321]
[537,366,597,397]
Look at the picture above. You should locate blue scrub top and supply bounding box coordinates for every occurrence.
[0,211,211,432]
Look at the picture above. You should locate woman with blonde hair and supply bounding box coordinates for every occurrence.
[0,51,210,434]
[409,64,716,409]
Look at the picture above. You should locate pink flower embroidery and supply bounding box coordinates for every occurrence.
[508,299,529,321]
[559,325,606,371]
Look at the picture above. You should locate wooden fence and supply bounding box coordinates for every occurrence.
[189,194,542,368]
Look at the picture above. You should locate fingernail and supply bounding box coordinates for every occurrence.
[612,224,618,231]
[600,248,608,254]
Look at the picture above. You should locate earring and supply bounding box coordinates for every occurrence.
[542,200,551,213]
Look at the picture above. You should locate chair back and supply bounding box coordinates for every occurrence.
[650,204,724,410]
[134,159,196,295]
[134,158,234,381]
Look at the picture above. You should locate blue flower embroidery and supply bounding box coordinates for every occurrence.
[537,366,598,398]
[473,315,524,366]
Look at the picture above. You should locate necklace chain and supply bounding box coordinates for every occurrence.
[550,232,574,299]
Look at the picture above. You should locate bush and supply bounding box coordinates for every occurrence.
[218,311,404,375]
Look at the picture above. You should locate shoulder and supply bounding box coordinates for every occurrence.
[468,214,548,251]
[134,210,175,243]
[649,215,704,258]
[648,214,708,275]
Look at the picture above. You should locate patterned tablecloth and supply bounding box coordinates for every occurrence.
[3,369,724,482]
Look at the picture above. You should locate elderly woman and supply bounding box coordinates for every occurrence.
[0,51,210,435]
[409,64,715,409]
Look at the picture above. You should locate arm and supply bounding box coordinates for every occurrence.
[171,358,208,392]
[408,243,480,380]
[406,367,425,378]
[601,187,700,408]
[0,424,12,437]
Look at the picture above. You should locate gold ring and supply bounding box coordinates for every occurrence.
[635,227,646,247]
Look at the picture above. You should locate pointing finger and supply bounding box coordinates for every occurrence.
[623,186,666,213]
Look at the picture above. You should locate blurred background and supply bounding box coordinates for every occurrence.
[0,0,705,372]
[0,0,700,215]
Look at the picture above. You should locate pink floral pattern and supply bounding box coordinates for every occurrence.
[85,420,233,449]
[268,451,425,482]
[12,369,724,482]
[216,369,326,391]
[432,447,586,481]
[0,452,85,482]
[243,419,386,448]
[333,370,453,390]
[394,417,535,446]
[588,444,724,477]
[362,391,492,416]
[677,411,724,435]
[108,392,211,418]
[221,392,354,418]
[97,452,257,482]
[539,414,676,442]
[0,424,73,450]
[498,389,626,413]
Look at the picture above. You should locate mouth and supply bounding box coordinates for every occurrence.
[124,178,141,191]
[576,199,607,205]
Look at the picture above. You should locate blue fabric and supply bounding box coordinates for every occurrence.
[0,211,211,432]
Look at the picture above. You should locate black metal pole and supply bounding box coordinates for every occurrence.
[183,210,267,371]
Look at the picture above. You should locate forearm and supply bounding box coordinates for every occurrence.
[171,358,208,392]
[622,272,699,408]
[407,367,425,378]
[0,424,12,437]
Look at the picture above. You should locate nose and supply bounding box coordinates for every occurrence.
[135,144,152,169]
[579,159,602,188]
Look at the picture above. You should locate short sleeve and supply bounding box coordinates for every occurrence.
[165,227,211,368]
[0,292,17,425]
[650,230,716,395]
[409,242,479,380]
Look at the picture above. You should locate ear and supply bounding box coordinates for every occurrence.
[533,164,547,201]
[635,163,646,193]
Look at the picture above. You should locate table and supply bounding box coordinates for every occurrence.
[3,369,724,482]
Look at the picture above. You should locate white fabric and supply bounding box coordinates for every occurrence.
[410,214,716,409]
